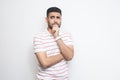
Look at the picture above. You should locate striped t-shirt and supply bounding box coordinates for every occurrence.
[33,29,73,80]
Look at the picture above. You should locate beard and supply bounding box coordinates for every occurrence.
[48,22,61,30]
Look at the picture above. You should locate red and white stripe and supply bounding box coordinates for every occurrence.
[33,29,73,80]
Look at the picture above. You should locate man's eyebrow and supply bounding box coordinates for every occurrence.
[50,15,61,18]
[57,16,60,17]
[50,16,55,17]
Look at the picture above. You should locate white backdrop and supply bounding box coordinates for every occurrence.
[0,0,120,80]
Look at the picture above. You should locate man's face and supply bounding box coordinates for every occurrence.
[46,12,61,29]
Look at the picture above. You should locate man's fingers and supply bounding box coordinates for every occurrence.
[52,25,59,31]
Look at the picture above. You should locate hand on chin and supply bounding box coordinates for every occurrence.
[52,24,59,33]
[52,24,60,37]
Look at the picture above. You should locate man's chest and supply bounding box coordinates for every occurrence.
[42,36,60,56]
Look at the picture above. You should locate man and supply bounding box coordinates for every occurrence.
[33,7,74,80]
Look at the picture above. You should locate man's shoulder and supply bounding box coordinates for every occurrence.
[33,30,47,38]
[60,30,71,36]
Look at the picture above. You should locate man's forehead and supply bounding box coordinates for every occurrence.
[48,12,61,16]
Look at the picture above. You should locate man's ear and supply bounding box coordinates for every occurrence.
[45,17,48,23]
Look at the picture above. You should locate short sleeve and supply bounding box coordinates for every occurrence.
[33,35,45,53]
[61,32,73,45]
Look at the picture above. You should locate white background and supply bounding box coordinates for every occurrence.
[0,0,120,80]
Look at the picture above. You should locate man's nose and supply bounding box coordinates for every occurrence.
[54,18,57,22]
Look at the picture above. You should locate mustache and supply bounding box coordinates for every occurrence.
[52,22,59,26]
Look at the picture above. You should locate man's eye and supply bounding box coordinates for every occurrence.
[57,17,60,19]
[50,16,54,19]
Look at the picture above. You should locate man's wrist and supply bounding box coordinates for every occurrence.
[55,36,61,41]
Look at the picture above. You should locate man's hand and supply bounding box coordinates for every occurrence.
[52,24,60,38]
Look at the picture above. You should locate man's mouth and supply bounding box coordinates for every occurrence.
[52,23,60,28]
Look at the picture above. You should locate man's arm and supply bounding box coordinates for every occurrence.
[35,52,64,68]
[52,26,74,61]
[56,39,74,61]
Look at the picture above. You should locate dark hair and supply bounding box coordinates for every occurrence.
[47,7,62,17]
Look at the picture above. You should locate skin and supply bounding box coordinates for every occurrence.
[35,12,74,68]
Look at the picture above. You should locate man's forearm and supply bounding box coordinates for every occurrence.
[45,53,64,68]
[51,26,74,61]
[36,52,64,68]
[56,39,74,61]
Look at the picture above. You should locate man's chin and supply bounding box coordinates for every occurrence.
[48,25,60,30]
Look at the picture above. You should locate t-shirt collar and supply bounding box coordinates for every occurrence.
[45,28,52,36]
